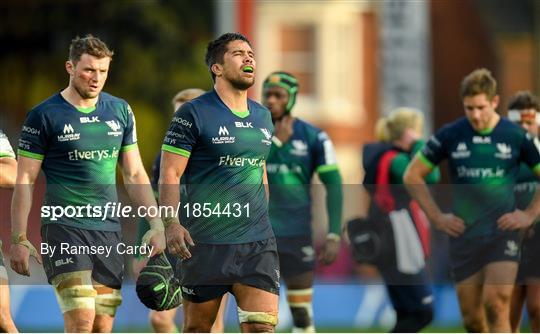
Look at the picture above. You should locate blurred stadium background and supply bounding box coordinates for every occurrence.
[0,0,539,332]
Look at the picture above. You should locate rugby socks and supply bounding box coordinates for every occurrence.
[287,288,315,332]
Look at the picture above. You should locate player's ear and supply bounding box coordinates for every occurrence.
[65,60,75,76]
[491,95,500,109]
[211,63,222,78]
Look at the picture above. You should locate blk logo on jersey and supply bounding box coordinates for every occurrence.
[58,124,81,142]
[106,120,123,137]
[212,126,235,144]
[235,121,253,128]
[472,136,491,144]
[80,116,100,123]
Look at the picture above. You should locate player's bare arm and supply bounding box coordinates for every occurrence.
[263,163,269,202]
[120,148,165,255]
[10,156,43,276]
[0,157,17,188]
[158,151,193,259]
[404,155,465,237]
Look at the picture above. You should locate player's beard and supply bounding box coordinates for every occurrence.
[229,75,255,91]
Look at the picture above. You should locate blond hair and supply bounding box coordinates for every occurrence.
[376,108,424,142]
[171,88,205,109]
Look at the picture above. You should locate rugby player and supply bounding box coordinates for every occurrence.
[262,71,343,332]
[10,34,165,332]
[0,129,18,333]
[159,32,279,332]
[134,88,228,333]
[506,91,540,332]
[404,68,540,332]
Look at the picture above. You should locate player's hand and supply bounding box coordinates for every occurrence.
[142,228,166,257]
[132,257,149,280]
[341,223,351,246]
[318,234,341,264]
[165,222,194,260]
[497,209,535,231]
[274,115,294,144]
[10,240,42,276]
[432,213,465,237]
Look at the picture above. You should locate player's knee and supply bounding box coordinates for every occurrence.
[243,322,275,333]
[526,299,540,320]
[462,311,486,333]
[183,322,213,333]
[237,307,278,331]
[484,292,510,322]
[71,316,94,332]
[52,271,97,314]
[150,311,175,331]
[95,288,122,317]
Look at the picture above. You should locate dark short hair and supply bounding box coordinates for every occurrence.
[507,91,540,112]
[460,68,497,100]
[69,34,114,64]
[205,32,252,82]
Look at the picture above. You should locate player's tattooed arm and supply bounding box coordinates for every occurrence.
[158,152,194,259]
[404,156,465,237]
[10,156,43,276]
[120,148,165,255]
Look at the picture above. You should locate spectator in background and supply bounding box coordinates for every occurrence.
[359,108,438,332]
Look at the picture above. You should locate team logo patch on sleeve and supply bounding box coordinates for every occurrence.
[260,128,272,145]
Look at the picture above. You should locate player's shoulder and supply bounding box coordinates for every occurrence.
[293,118,327,141]
[497,117,525,134]
[247,98,270,116]
[184,90,213,111]
[99,91,130,109]
[30,93,65,116]
[442,117,470,132]
[433,117,470,141]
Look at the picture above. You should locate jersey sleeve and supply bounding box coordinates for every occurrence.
[519,132,540,171]
[18,109,49,160]
[313,131,339,174]
[0,130,15,158]
[121,104,138,152]
[161,102,200,158]
[419,126,449,169]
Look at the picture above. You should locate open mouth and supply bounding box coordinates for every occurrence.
[242,66,254,73]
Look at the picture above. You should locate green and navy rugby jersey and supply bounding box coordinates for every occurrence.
[420,117,540,238]
[515,138,540,210]
[162,90,274,244]
[0,130,15,158]
[18,92,137,231]
[267,119,337,237]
